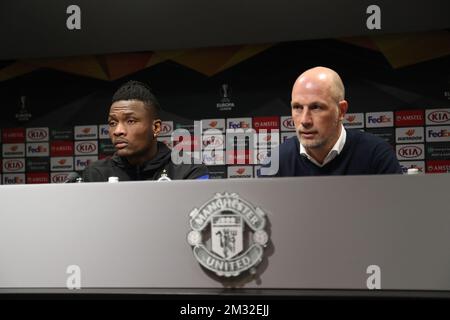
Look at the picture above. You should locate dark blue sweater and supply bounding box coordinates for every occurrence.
[274,130,402,176]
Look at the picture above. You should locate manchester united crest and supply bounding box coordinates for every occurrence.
[187,192,269,277]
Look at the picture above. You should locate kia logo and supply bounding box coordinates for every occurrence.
[4,160,24,171]
[203,136,223,147]
[52,174,68,183]
[283,118,295,129]
[27,129,48,140]
[161,123,172,134]
[398,146,422,158]
[428,111,450,123]
[257,151,269,161]
[76,143,96,153]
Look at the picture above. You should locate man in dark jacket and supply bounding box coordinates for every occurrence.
[82,81,208,182]
[264,66,402,177]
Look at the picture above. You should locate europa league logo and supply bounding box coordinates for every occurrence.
[15,96,32,122]
[217,84,235,111]
[220,84,231,102]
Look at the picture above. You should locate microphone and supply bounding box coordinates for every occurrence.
[65,172,83,183]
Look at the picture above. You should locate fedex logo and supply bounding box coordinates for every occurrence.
[366,112,393,128]
[75,156,97,171]
[396,144,424,160]
[227,118,251,129]
[399,161,425,174]
[3,174,25,184]
[228,121,250,129]
[28,145,47,153]
[426,109,450,125]
[368,116,391,123]
[281,132,296,143]
[428,130,450,138]
[76,159,91,168]
[426,126,450,142]
[99,125,110,139]
[26,143,49,157]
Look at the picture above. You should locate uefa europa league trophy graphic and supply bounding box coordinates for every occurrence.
[15,95,32,122]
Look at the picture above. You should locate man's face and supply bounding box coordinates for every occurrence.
[108,100,160,160]
[291,80,345,152]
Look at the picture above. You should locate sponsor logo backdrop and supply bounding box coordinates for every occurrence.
[1,108,450,183]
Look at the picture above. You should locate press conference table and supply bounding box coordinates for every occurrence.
[0,174,449,298]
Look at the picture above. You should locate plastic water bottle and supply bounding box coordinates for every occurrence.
[108,176,119,183]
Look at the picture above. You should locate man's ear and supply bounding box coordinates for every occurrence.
[153,119,162,137]
[338,100,348,121]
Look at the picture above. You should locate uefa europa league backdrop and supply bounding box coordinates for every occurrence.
[0,31,449,183]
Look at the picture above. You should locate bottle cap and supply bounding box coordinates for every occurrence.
[108,176,119,183]
[407,168,420,175]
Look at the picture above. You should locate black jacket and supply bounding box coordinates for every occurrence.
[82,142,209,182]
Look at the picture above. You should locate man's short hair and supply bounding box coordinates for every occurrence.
[112,80,161,118]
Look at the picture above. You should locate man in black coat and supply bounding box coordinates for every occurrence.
[82,81,209,182]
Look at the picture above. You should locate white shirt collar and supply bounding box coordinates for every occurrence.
[300,125,347,167]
